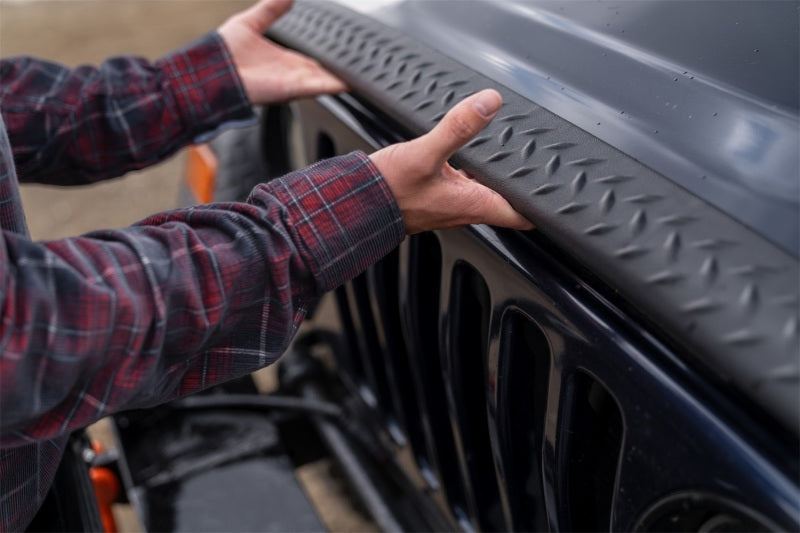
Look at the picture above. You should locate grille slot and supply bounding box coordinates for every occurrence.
[498,312,551,532]
[402,234,468,516]
[367,249,427,449]
[558,371,623,531]
[333,286,367,387]
[346,275,397,416]
[447,263,505,531]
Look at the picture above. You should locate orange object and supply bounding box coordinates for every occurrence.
[90,442,120,533]
[185,144,219,204]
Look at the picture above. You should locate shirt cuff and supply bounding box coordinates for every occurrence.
[157,31,255,142]
[251,151,406,293]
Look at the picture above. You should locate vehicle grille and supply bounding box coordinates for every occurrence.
[310,216,792,533]
[330,231,615,531]
[290,96,798,533]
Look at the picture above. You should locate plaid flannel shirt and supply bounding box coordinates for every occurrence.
[0,31,404,530]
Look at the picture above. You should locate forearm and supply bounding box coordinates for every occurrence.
[0,151,404,446]
[0,31,252,185]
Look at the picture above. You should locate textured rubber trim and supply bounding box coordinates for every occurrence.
[268,1,799,432]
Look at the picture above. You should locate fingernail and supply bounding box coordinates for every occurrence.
[472,90,502,118]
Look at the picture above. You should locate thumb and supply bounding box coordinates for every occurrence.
[421,89,502,164]
[237,0,293,32]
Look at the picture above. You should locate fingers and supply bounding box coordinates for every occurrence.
[420,89,502,165]
[473,186,535,230]
[430,91,532,230]
[239,0,293,32]
[294,70,349,98]
[287,53,348,97]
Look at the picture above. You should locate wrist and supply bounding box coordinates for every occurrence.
[158,31,254,138]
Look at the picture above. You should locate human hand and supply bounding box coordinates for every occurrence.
[370,90,534,234]
[218,0,347,104]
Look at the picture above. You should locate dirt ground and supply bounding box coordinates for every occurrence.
[1,2,375,531]
[0,0,251,240]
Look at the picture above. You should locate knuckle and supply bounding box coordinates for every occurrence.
[468,187,501,222]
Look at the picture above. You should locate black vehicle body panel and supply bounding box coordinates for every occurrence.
[282,93,799,531]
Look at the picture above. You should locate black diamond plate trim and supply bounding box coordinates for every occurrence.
[268,1,800,432]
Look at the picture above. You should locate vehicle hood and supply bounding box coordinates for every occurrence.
[335,0,799,256]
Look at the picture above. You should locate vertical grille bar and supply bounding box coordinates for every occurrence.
[340,281,379,407]
[497,313,551,531]
[399,234,468,519]
[557,371,624,532]
[368,250,427,448]
[347,274,397,416]
[333,286,367,386]
[445,263,506,531]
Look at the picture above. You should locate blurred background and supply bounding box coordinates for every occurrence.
[1,0,250,240]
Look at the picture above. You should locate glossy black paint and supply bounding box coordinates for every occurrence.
[293,94,799,531]
[451,224,798,530]
[361,0,799,255]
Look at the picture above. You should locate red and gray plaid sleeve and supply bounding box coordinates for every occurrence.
[0,30,406,446]
[0,31,254,184]
[0,150,405,446]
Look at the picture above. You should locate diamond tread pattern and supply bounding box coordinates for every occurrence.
[268,1,799,432]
